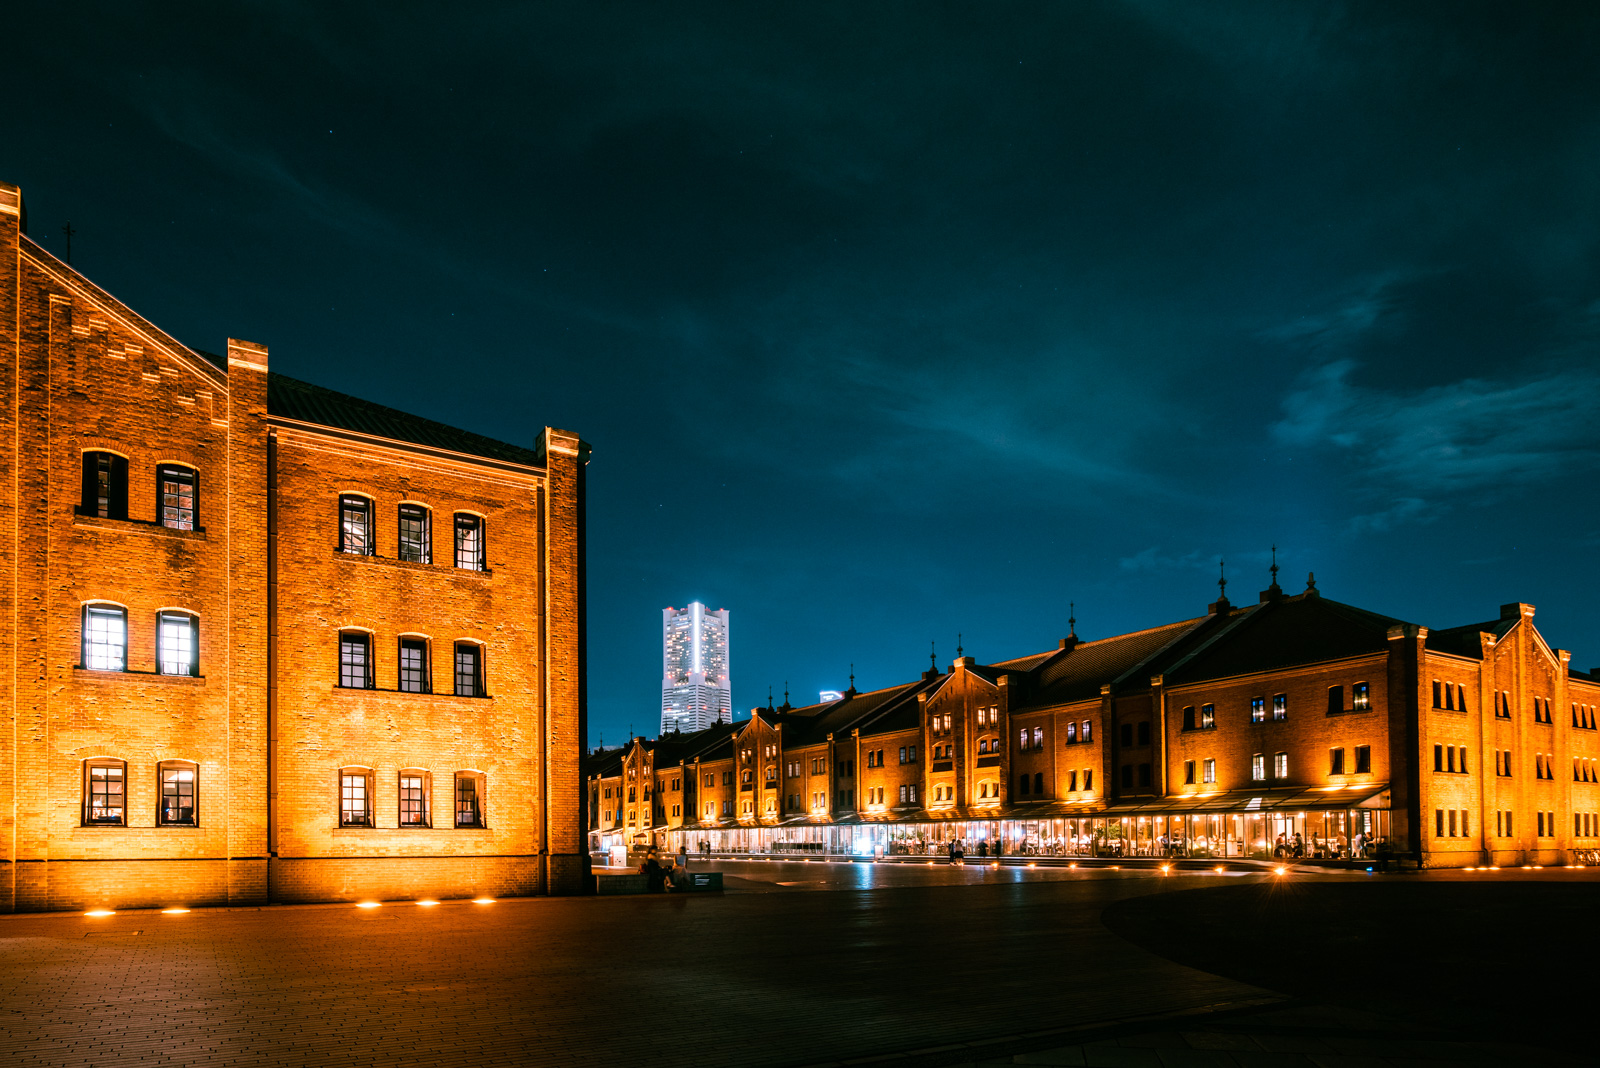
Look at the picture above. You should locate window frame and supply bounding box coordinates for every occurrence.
[398,636,431,694]
[157,759,199,827]
[157,610,200,677]
[453,512,487,571]
[156,463,199,530]
[82,603,128,672]
[338,630,374,689]
[339,767,375,827]
[80,450,129,520]
[454,771,486,828]
[83,758,128,826]
[454,641,485,697]
[1352,682,1370,711]
[338,494,375,556]
[399,769,432,828]
[397,503,432,564]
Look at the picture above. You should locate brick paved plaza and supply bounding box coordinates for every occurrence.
[0,861,1582,1067]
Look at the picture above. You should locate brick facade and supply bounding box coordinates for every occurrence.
[0,180,587,911]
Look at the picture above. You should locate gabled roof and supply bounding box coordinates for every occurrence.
[1426,617,1518,660]
[1163,594,1406,685]
[266,372,545,467]
[1014,617,1208,708]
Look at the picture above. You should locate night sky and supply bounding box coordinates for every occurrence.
[6,3,1599,747]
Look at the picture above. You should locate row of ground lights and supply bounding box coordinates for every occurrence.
[86,898,497,916]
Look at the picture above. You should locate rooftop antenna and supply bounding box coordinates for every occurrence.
[930,640,937,671]
[849,663,855,689]
[783,681,789,705]
[1069,601,1076,639]
[1218,559,1227,600]
[61,222,75,266]
[956,632,963,658]
[1269,544,1280,589]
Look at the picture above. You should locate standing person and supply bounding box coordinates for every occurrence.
[955,839,965,865]
[643,850,666,892]
[978,839,988,858]
[947,839,956,864]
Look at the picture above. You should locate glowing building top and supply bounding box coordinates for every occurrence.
[660,602,731,735]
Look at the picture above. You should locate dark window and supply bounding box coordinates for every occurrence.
[80,451,128,519]
[84,760,126,825]
[1120,764,1133,787]
[1084,769,1093,791]
[1433,744,1442,771]
[339,496,373,555]
[1034,772,1044,794]
[1355,745,1371,773]
[1330,747,1345,775]
[158,611,198,676]
[1120,723,1133,746]
[1184,760,1195,785]
[1137,721,1150,746]
[455,773,484,828]
[340,770,373,826]
[1432,680,1442,708]
[1182,706,1195,731]
[398,638,429,693]
[1070,769,1080,791]
[82,604,127,671]
[454,513,485,570]
[339,632,372,689]
[1137,762,1151,787]
[1446,746,1456,773]
[399,773,429,827]
[1435,808,1444,837]
[454,643,482,696]
[1018,774,1030,795]
[1328,686,1343,714]
[157,465,197,529]
[159,761,198,826]
[398,504,430,563]
[1457,747,1468,774]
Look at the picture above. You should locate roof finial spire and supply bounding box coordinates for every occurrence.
[1306,570,1317,591]
[1269,544,1280,590]
[930,640,937,670]
[767,685,773,711]
[849,663,855,689]
[1218,559,1227,599]
[783,680,789,707]
[1068,601,1076,638]
[956,632,963,657]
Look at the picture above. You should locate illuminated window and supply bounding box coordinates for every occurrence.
[83,760,126,825]
[454,513,485,570]
[157,465,197,529]
[339,495,373,555]
[455,773,485,828]
[1200,705,1214,730]
[1273,752,1287,779]
[399,772,430,827]
[398,504,430,563]
[83,604,127,671]
[1033,726,1045,749]
[1081,720,1092,742]
[80,451,127,519]
[158,761,198,826]
[158,611,198,676]
[339,632,372,689]
[340,769,373,827]
[1250,697,1265,723]
[1066,721,1078,743]
[1201,760,1214,784]
[1251,754,1265,781]
[454,642,483,696]
[1272,694,1287,721]
[1352,682,1370,710]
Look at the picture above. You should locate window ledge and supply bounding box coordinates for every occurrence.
[331,685,492,701]
[1328,707,1376,716]
[331,551,493,579]
[330,826,491,833]
[72,513,209,541]
[73,667,206,685]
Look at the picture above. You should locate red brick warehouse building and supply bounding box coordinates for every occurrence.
[0,180,589,912]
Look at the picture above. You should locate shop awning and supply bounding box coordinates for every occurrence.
[1101,782,1390,816]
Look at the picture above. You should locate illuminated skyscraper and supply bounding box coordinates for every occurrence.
[661,602,731,735]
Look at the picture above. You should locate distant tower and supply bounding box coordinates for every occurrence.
[660,602,731,735]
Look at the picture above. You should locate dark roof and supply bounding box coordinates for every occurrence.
[266,372,544,466]
[1163,594,1407,684]
[1014,617,1207,708]
[1426,617,1517,660]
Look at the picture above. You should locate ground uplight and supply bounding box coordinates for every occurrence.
[1214,866,1224,873]
[1274,867,1286,876]
[356,901,382,909]
[472,897,496,904]
[84,909,115,917]
[415,900,439,907]
[161,908,191,914]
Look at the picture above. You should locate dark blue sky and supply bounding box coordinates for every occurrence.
[7,2,1599,746]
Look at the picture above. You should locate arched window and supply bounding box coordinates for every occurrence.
[454,513,485,570]
[339,767,375,827]
[338,495,374,555]
[454,641,483,697]
[157,464,198,529]
[339,631,373,689]
[398,637,430,693]
[158,760,199,826]
[80,451,128,519]
[397,503,431,563]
